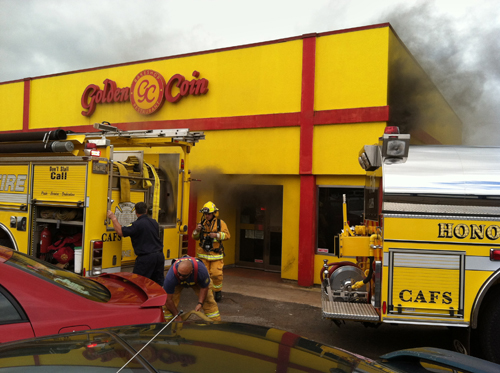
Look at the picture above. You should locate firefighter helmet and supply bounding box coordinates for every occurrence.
[200,201,218,214]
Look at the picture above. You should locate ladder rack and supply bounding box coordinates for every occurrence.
[76,122,205,145]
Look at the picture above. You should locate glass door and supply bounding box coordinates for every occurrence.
[236,185,282,272]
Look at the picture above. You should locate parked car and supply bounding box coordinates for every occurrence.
[0,246,166,343]
[0,320,498,372]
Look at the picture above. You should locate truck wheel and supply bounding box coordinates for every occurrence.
[477,285,500,363]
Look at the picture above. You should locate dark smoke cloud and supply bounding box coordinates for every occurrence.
[377,2,500,145]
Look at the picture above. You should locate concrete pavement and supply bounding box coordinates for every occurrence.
[222,267,321,308]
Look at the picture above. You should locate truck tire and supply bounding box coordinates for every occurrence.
[477,285,500,363]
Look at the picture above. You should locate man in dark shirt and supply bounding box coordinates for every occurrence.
[107,202,165,286]
[163,256,221,322]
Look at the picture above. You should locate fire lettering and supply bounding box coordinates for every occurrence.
[428,291,440,303]
[102,232,121,242]
[486,225,500,240]
[471,225,485,239]
[438,223,500,241]
[400,289,412,302]
[414,290,427,303]
[399,289,452,304]
[0,174,27,192]
[442,292,452,305]
[453,224,469,239]
[438,223,454,238]
[50,166,69,180]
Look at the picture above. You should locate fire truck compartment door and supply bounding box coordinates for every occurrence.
[32,165,87,204]
[389,250,464,319]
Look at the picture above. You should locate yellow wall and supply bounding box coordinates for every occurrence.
[313,122,386,175]
[0,82,24,131]
[26,41,303,129]
[316,175,365,186]
[315,28,389,111]
[190,127,301,175]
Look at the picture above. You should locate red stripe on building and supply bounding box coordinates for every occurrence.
[110,112,301,132]
[23,79,31,131]
[14,107,388,134]
[314,106,389,125]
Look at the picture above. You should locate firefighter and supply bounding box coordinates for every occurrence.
[192,201,230,302]
[107,202,165,286]
[163,256,221,321]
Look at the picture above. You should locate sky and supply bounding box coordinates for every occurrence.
[1,0,499,145]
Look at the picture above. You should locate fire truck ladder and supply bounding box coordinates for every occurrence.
[82,122,205,144]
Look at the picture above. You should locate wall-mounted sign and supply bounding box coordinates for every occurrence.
[130,70,166,115]
[81,70,209,116]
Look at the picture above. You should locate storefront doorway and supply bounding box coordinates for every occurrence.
[235,185,282,272]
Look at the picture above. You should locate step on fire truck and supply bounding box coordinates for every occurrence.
[321,127,500,363]
[0,122,204,276]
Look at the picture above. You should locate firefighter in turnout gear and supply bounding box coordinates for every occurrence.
[163,257,221,321]
[192,201,230,302]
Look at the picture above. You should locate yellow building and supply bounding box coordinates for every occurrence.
[0,23,461,286]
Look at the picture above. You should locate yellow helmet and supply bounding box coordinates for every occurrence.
[200,201,218,214]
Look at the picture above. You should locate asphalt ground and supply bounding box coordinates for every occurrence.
[176,267,455,360]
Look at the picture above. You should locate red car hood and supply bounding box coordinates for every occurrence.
[93,272,166,307]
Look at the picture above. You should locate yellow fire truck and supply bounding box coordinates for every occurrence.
[321,127,500,363]
[0,122,204,277]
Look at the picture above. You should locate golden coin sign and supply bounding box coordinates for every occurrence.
[81,70,210,116]
[130,70,166,115]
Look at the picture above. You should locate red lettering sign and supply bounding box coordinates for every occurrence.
[81,79,130,117]
[81,70,209,116]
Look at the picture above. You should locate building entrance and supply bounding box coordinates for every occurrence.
[236,185,282,272]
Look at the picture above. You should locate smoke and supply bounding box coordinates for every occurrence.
[191,167,261,208]
[377,2,500,145]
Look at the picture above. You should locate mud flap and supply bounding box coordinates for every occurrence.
[450,326,470,355]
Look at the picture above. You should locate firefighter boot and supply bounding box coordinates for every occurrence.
[214,291,222,302]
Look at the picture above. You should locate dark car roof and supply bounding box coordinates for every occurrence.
[0,321,499,373]
[0,321,386,372]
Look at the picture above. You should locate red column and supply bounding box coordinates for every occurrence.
[298,175,316,286]
[23,78,31,131]
[298,34,317,287]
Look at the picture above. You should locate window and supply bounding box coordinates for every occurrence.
[317,187,364,255]
[156,154,179,226]
[5,251,111,302]
[0,287,23,323]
